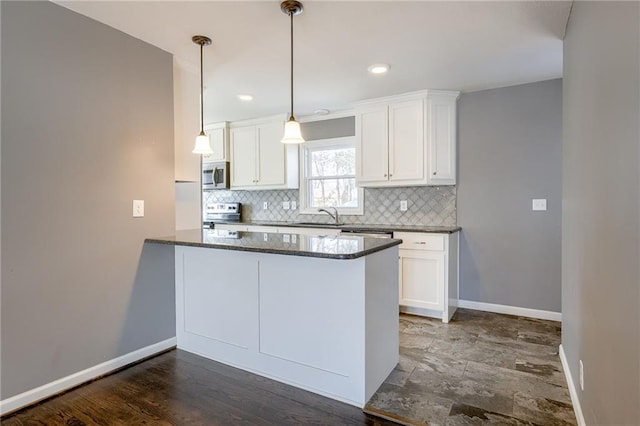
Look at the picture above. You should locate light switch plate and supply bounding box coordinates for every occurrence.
[282,234,290,243]
[532,199,547,211]
[283,201,290,210]
[133,200,144,217]
[400,200,408,212]
[291,201,297,210]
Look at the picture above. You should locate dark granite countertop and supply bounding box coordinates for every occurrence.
[207,220,461,234]
[146,229,402,260]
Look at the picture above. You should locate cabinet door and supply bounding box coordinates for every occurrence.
[389,98,425,182]
[230,126,257,187]
[356,104,389,184]
[399,250,444,311]
[256,122,286,187]
[427,95,456,185]
[203,125,228,162]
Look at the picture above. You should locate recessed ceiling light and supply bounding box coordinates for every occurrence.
[368,63,390,75]
[237,94,254,101]
[314,109,330,115]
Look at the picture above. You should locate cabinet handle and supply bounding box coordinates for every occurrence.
[389,174,393,177]
[414,242,426,244]
[433,172,437,175]
[383,174,387,177]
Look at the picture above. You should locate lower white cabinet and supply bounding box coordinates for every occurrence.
[175,244,399,407]
[394,231,459,322]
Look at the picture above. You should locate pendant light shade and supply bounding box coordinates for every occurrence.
[193,132,212,154]
[282,118,304,144]
[280,0,305,144]
[192,35,214,155]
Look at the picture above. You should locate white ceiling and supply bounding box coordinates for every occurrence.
[56,1,572,123]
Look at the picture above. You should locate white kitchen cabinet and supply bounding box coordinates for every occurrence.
[394,231,459,322]
[355,104,388,183]
[229,117,298,190]
[354,90,459,187]
[230,126,257,187]
[427,93,457,185]
[174,243,398,407]
[202,122,229,163]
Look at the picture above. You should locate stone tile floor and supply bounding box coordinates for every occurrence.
[365,309,577,426]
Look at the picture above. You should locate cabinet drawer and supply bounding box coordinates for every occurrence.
[394,232,445,251]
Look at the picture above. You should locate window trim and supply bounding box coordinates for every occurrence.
[299,137,364,215]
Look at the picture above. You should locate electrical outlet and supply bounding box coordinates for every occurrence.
[282,234,290,243]
[291,201,297,210]
[263,201,268,210]
[133,200,144,218]
[263,233,268,242]
[283,201,290,210]
[532,199,547,211]
[400,200,408,212]
[580,360,584,391]
[291,234,297,244]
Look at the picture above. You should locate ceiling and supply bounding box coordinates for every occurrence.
[56,1,572,123]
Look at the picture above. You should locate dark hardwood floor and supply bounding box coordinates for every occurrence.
[1,349,398,425]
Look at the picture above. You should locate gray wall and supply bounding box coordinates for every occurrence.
[1,1,176,400]
[301,116,355,140]
[457,79,563,312]
[562,2,639,424]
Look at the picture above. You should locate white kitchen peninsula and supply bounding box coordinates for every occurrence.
[146,229,401,408]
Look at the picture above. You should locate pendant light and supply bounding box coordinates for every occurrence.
[280,0,305,144]
[192,35,214,155]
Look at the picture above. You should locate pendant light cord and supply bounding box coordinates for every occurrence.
[200,41,205,134]
[289,11,294,121]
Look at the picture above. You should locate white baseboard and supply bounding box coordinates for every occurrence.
[0,337,176,416]
[457,299,562,322]
[559,344,586,426]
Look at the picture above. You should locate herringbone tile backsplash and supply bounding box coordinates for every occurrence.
[204,186,456,226]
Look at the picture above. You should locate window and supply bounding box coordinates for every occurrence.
[299,137,364,215]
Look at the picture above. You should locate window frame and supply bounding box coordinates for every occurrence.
[298,136,364,215]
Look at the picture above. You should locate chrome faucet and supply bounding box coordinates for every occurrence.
[318,207,340,225]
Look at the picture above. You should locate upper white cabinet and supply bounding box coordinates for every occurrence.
[427,94,457,185]
[355,104,389,183]
[202,122,230,163]
[354,90,459,187]
[229,117,298,190]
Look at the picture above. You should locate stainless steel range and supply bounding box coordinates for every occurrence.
[203,202,241,229]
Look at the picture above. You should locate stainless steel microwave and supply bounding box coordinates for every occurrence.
[203,161,230,190]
